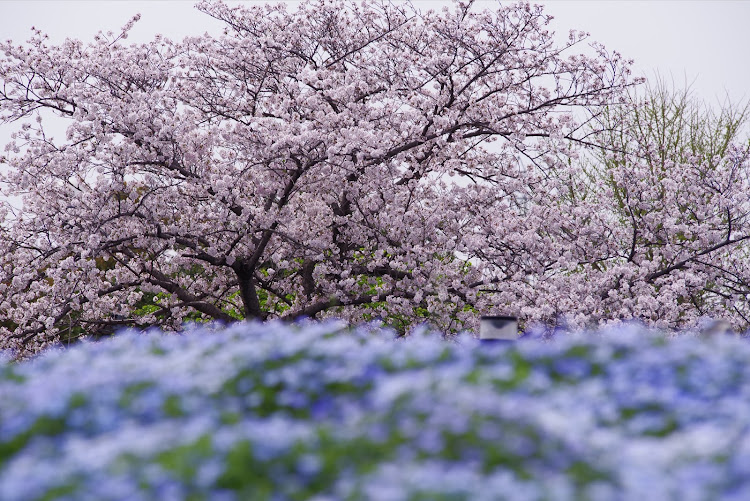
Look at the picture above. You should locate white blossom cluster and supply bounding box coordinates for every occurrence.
[2,321,750,500]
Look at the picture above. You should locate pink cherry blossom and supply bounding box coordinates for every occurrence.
[4,1,743,356]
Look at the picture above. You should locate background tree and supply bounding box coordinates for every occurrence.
[462,79,750,331]
[0,0,633,355]
[584,80,750,328]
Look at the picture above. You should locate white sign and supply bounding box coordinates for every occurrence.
[480,316,518,341]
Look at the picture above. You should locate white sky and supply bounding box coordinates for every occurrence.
[1,0,748,147]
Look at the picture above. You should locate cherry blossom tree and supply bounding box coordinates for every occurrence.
[581,82,750,329]
[0,0,634,355]
[463,79,750,332]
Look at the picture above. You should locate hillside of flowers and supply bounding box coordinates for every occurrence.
[2,320,750,500]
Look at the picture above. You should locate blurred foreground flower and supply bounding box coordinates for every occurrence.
[1,320,750,500]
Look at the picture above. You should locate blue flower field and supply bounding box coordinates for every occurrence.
[2,321,750,500]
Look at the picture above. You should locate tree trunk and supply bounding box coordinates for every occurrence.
[236,265,263,320]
